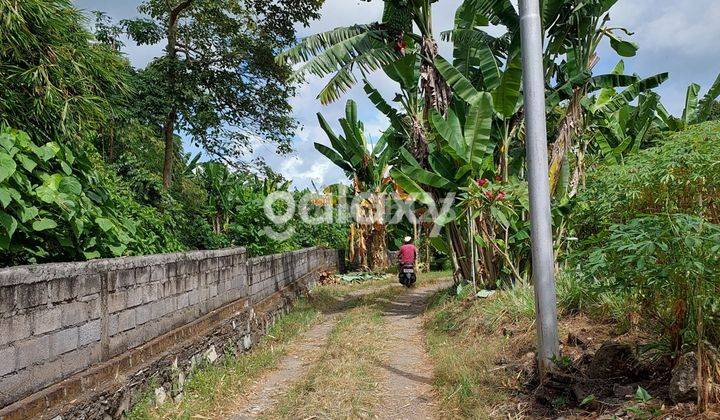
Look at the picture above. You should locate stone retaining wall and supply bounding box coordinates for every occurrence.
[0,247,339,419]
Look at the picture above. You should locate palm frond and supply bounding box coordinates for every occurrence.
[276,25,377,65]
[316,46,401,104]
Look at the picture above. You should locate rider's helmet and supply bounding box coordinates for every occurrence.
[403,236,412,244]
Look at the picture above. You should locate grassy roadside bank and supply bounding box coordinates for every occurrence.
[424,287,522,419]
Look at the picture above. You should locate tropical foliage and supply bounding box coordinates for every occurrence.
[315,100,394,270]
[0,0,346,267]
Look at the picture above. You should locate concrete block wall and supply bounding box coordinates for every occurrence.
[0,246,339,409]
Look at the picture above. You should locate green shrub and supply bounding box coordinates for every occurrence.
[0,128,137,265]
[582,214,720,354]
[572,120,720,240]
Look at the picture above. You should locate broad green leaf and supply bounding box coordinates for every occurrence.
[317,113,350,159]
[591,88,616,113]
[72,218,84,236]
[477,43,501,91]
[83,250,101,260]
[608,34,638,57]
[389,169,434,206]
[36,142,61,161]
[491,206,510,228]
[402,164,453,189]
[372,127,391,157]
[109,244,127,256]
[682,83,701,125]
[587,74,639,92]
[35,185,57,204]
[610,61,624,76]
[0,188,10,208]
[345,99,358,127]
[399,147,420,167]
[0,152,17,183]
[0,133,14,152]
[580,395,596,406]
[44,173,63,190]
[20,206,38,223]
[383,53,419,91]
[60,161,72,175]
[95,217,114,232]
[541,0,564,26]
[430,108,466,158]
[314,143,354,173]
[492,54,522,118]
[597,73,669,115]
[473,0,519,31]
[17,154,37,173]
[33,218,58,231]
[428,152,454,179]
[635,386,652,403]
[429,236,451,255]
[58,176,82,196]
[434,55,480,105]
[0,211,17,239]
[363,81,403,129]
[698,72,720,122]
[464,93,495,169]
[546,71,592,108]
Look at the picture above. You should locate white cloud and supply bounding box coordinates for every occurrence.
[279,156,332,187]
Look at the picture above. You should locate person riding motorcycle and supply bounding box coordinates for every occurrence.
[398,236,417,286]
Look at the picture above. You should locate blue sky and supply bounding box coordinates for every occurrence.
[74,0,720,189]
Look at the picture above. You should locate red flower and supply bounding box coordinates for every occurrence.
[395,39,407,54]
[484,190,494,200]
[496,191,506,201]
[494,175,503,182]
[476,178,489,187]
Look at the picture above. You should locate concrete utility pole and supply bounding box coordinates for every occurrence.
[518,0,560,378]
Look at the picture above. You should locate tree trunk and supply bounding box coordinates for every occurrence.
[367,223,388,271]
[366,193,388,271]
[162,111,176,189]
[448,221,471,281]
[162,0,193,189]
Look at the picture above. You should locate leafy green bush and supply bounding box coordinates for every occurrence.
[572,120,720,240]
[582,214,720,354]
[0,128,137,265]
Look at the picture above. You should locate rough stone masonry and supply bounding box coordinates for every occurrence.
[0,246,339,419]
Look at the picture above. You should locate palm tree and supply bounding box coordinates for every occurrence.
[315,100,393,271]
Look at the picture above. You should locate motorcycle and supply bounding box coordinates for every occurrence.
[398,262,416,287]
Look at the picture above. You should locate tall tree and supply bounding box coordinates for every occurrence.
[122,0,324,188]
[0,0,130,145]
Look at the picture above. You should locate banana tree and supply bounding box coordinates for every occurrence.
[390,89,532,286]
[656,73,720,132]
[197,162,234,234]
[278,0,451,166]
[590,92,661,161]
[315,100,393,271]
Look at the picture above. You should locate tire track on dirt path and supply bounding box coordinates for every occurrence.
[374,282,450,420]
[228,315,338,419]
[227,283,410,419]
